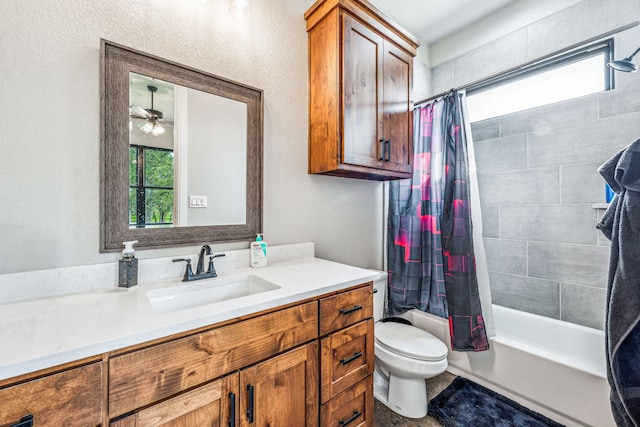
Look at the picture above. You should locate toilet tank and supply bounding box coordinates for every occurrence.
[371,270,388,322]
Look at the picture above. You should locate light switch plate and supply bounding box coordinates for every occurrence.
[189,195,207,208]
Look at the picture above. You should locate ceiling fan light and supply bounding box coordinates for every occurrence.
[140,121,154,134]
[151,123,166,137]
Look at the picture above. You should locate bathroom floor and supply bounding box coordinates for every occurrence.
[373,371,456,426]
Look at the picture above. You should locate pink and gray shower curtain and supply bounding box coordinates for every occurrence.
[387,90,490,352]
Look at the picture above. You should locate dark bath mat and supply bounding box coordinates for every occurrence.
[427,376,565,427]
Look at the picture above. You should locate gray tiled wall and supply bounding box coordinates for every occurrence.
[470,91,638,330]
[431,1,640,330]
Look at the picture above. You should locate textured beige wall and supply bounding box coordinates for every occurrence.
[0,0,385,274]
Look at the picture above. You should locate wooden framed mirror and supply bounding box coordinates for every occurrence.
[100,40,263,252]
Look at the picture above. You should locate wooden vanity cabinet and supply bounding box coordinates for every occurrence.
[108,302,318,419]
[0,362,103,427]
[239,342,318,427]
[110,373,239,427]
[110,343,319,427]
[320,378,373,427]
[305,0,419,181]
[0,282,375,427]
[319,285,375,426]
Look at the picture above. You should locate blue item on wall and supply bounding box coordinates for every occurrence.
[605,183,615,203]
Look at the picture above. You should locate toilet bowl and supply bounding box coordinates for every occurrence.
[372,272,448,418]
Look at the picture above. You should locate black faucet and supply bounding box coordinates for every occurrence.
[173,245,226,282]
[196,245,213,275]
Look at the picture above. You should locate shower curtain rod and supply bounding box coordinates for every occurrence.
[414,20,640,108]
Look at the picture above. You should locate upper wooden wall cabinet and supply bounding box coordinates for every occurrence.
[305,0,420,181]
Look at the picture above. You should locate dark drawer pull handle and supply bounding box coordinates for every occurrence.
[10,415,33,427]
[384,140,391,161]
[339,410,362,426]
[340,305,363,315]
[340,351,363,365]
[229,391,236,427]
[247,384,255,423]
[379,139,385,161]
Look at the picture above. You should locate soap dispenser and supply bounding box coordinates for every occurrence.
[250,234,268,268]
[118,240,138,288]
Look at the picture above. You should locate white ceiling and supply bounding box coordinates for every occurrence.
[292,0,521,44]
[366,0,520,43]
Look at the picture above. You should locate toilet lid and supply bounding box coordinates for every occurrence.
[375,322,448,362]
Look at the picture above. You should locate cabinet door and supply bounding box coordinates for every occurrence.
[0,362,103,427]
[110,373,239,427]
[342,14,384,169]
[382,40,413,174]
[239,342,318,427]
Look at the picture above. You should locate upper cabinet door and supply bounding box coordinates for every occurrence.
[305,0,419,181]
[383,41,413,174]
[342,15,384,169]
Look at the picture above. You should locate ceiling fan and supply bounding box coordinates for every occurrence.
[130,85,173,137]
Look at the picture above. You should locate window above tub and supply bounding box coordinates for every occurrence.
[466,39,613,123]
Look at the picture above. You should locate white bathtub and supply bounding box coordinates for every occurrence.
[403,305,614,427]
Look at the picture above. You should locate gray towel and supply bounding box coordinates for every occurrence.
[596,138,640,427]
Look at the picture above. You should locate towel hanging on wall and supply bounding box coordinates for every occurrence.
[596,137,640,427]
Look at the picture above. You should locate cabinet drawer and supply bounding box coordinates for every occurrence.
[109,302,318,418]
[0,362,103,427]
[320,319,374,403]
[320,376,373,427]
[319,285,372,336]
[111,373,239,427]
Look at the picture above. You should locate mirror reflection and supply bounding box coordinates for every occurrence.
[101,40,263,252]
[128,73,247,228]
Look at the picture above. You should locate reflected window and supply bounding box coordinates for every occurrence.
[129,145,175,228]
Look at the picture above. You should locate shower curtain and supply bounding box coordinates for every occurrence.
[387,90,491,352]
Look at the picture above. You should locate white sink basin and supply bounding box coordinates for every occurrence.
[147,274,281,313]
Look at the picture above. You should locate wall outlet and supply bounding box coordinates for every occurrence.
[189,195,207,208]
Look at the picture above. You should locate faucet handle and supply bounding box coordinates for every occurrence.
[172,258,194,282]
[206,253,226,277]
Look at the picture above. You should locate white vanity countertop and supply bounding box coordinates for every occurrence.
[0,257,380,381]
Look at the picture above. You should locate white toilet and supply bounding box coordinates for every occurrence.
[372,272,448,418]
